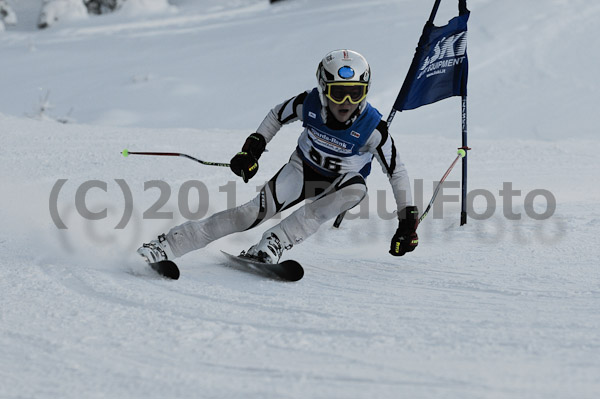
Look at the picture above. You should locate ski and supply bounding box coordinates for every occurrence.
[221,251,304,282]
[149,260,180,280]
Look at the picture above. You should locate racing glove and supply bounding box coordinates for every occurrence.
[389,206,419,256]
[230,133,266,183]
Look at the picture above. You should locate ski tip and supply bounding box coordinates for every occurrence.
[221,251,304,282]
[150,260,180,280]
[284,261,304,281]
[166,267,180,280]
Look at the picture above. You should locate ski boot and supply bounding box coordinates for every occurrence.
[243,226,292,264]
[137,234,174,264]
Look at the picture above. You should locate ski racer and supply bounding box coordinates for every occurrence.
[138,49,419,265]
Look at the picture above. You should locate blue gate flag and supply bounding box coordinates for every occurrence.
[394,1,469,111]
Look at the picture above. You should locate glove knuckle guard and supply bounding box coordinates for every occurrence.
[242,133,266,159]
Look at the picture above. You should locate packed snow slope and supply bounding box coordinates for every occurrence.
[1,0,600,398]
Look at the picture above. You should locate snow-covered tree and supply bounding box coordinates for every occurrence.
[84,0,124,15]
[0,0,17,31]
[38,0,88,29]
[84,0,172,16]
[37,0,172,29]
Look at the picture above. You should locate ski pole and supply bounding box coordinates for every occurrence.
[416,147,469,228]
[121,149,230,167]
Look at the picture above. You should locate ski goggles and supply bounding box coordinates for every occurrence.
[325,82,368,105]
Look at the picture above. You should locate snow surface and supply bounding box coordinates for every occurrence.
[1,0,600,398]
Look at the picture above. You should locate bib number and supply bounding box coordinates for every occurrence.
[309,147,342,173]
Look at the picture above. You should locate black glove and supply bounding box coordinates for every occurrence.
[230,152,258,183]
[230,133,266,183]
[389,206,419,256]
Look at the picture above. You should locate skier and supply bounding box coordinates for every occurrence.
[137,49,419,266]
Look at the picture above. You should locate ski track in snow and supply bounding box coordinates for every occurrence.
[2,0,600,398]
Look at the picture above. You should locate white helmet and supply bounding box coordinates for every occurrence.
[316,49,371,119]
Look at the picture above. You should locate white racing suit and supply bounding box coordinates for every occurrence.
[165,88,413,258]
